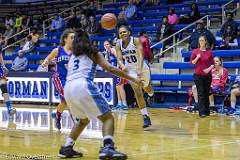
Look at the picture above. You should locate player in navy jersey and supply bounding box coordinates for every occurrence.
[58,30,143,159]
[103,40,128,110]
[0,35,16,116]
[42,29,75,130]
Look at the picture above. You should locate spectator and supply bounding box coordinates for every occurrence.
[227,76,240,115]
[190,35,214,118]
[140,30,153,63]
[37,60,48,72]
[86,15,101,36]
[15,13,23,33]
[51,14,64,31]
[180,3,200,24]
[79,14,89,31]
[3,24,14,46]
[187,20,216,51]
[156,16,174,47]
[125,0,137,19]
[5,15,14,28]
[218,25,238,50]
[18,35,35,55]
[220,12,238,35]
[85,0,97,17]
[37,14,48,29]
[192,56,229,112]
[30,28,40,46]
[168,8,179,25]
[11,52,28,72]
[23,15,33,30]
[117,6,128,28]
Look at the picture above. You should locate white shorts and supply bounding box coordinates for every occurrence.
[127,61,151,88]
[64,78,110,120]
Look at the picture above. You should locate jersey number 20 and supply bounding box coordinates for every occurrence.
[125,55,137,63]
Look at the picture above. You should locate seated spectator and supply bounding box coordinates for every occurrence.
[86,15,101,36]
[140,30,153,63]
[18,35,35,55]
[11,52,28,72]
[85,0,97,17]
[23,15,33,30]
[227,76,240,115]
[51,14,64,31]
[5,15,14,28]
[187,20,216,52]
[79,14,89,32]
[180,3,200,24]
[3,24,14,47]
[15,13,23,33]
[220,12,238,35]
[125,0,137,19]
[67,13,79,30]
[156,16,174,48]
[30,28,40,46]
[168,8,179,25]
[192,56,228,112]
[218,25,238,50]
[117,6,128,28]
[37,59,48,72]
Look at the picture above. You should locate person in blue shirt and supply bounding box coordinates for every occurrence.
[42,29,75,130]
[0,35,16,115]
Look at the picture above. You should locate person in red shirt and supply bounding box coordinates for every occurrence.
[192,56,228,112]
[190,35,214,118]
[140,30,153,63]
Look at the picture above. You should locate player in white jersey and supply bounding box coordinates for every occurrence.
[58,30,142,159]
[115,25,154,128]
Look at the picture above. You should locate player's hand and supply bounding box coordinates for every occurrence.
[196,54,201,59]
[137,70,143,77]
[2,66,8,75]
[122,66,128,72]
[41,59,48,68]
[134,79,144,87]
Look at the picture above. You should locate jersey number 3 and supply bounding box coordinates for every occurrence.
[125,55,137,63]
[73,59,80,71]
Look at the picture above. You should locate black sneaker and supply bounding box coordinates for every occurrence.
[99,144,127,160]
[58,145,83,158]
[147,94,154,105]
[143,115,152,128]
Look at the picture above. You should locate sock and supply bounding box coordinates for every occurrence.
[122,100,127,106]
[56,111,62,119]
[118,100,122,106]
[148,92,154,97]
[140,108,148,116]
[231,102,236,109]
[5,101,11,110]
[64,137,74,147]
[103,135,114,146]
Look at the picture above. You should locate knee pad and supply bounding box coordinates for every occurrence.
[0,84,8,94]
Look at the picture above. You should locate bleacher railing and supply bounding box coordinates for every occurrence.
[2,27,31,51]
[151,15,210,61]
[42,0,87,37]
[222,0,240,24]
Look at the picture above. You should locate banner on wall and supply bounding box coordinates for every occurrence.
[51,78,115,105]
[0,77,50,102]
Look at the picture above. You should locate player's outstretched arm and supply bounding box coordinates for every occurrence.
[41,48,58,67]
[115,43,126,70]
[93,52,141,85]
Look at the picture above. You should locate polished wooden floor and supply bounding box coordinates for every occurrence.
[1,105,240,160]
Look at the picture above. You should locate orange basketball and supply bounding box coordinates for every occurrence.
[101,13,117,30]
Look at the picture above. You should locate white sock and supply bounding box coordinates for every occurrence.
[231,102,236,108]
[122,100,127,106]
[118,101,122,105]
[148,92,154,97]
[64,137,74,147]
[140,108,148,116]
[103,135,114,141]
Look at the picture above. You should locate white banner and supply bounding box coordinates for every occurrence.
[0,77,50,102]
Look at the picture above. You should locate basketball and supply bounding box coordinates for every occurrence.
[101,13,117,30]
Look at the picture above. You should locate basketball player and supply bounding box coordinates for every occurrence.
[0,35,16,116]
[115,25,154,128]
[103,40,128,110]
[58,30,142,159]
[42,29,75,130]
